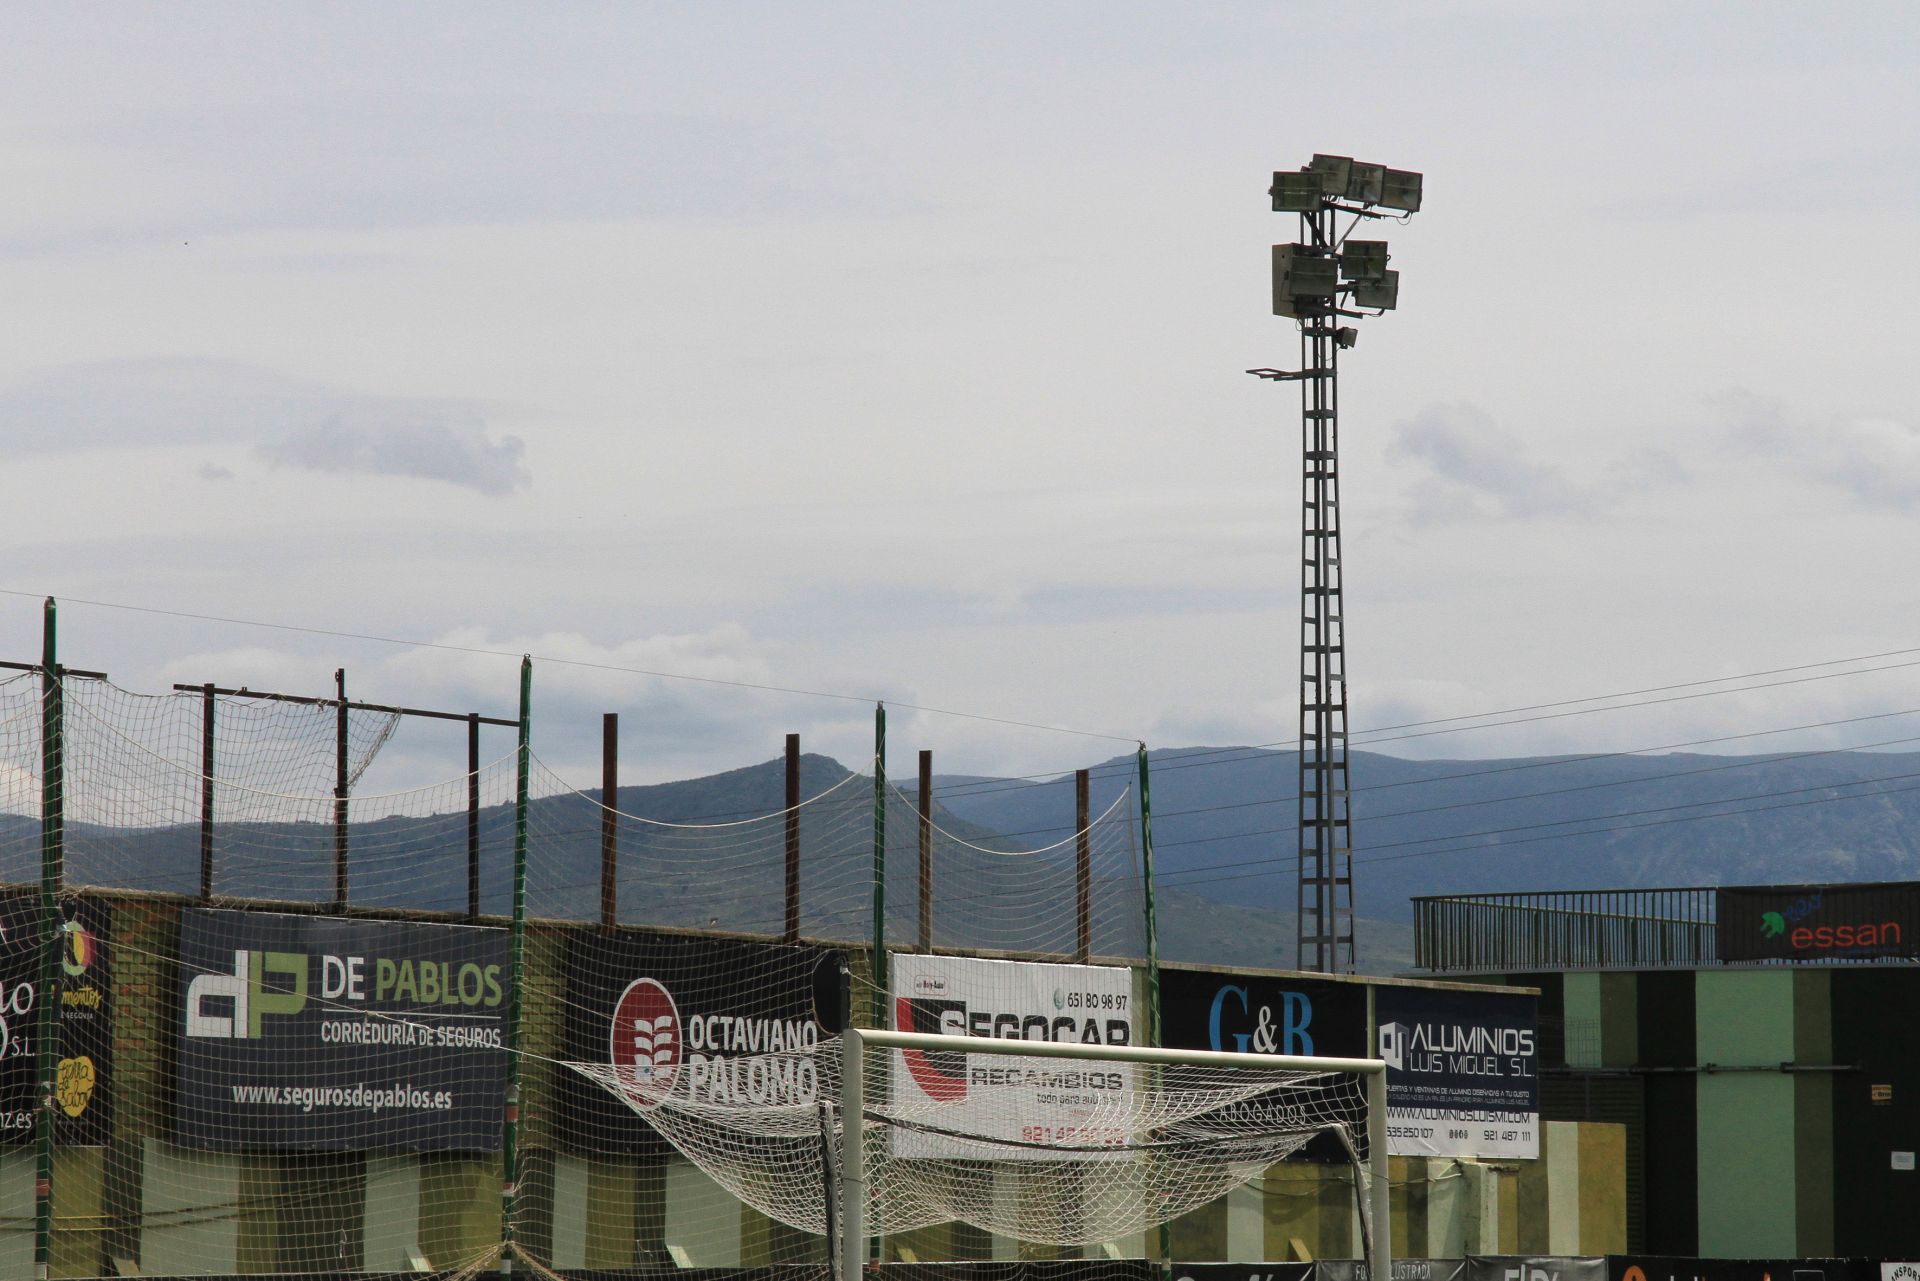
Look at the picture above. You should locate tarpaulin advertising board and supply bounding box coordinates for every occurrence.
[174,908,507,1151]
[0,893,112,1145]
[563,931,844,1155]
[1462,1260,1606,1281]
[1172,1265,1316,1281]
[1160,969,1367,1059]
[1376,985,1537,1159]
[1612,1258,1893,1281]
[1716,882,1920,962]
[889,953,1135,1159]
[1317,1261,1465,1281]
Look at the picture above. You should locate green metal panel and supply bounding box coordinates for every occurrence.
[1694,970,1796,1256]
[1791,970,1833,1254]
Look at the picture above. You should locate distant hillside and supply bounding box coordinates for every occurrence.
[50,738,1911,976]
[928,746,1920,924]
[0,752,1410,973]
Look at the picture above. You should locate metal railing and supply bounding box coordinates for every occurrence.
[1412,887,1719,972]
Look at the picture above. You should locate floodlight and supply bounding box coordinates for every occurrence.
[1333,327,1359,349]
[1309,154,1353,196]
[1272,245,1338,317]
[1338,240,1390,282]
[1351,268,1399,310]
[1345,162,1386,205]
[1377,169,1423,213]
[1269,170,1324,212]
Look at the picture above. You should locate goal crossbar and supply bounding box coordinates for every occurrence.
[838,1027,1390,1280]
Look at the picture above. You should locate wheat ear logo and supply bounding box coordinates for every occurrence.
[1760,911,1787,938]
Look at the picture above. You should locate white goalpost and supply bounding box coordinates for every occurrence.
[838,1027,1391,1281]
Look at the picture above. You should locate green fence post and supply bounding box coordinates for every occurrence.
[35,597,62,1281]
[502,656,531,1276]
[870,703,887,1030]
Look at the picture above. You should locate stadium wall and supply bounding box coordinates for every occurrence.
[6,892,1615,1277]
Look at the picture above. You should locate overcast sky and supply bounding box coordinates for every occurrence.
[4,3,1919,791]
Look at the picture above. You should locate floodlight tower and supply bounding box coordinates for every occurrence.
[1249,155,1422,974]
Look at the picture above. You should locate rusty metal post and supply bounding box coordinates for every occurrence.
[200,683,216,901]
[334,668,349,909]
[784,734,801,942]
[1075,768,1092,963]
[917,749,933,951]
[601,713,619,928]
[467,712,481,922]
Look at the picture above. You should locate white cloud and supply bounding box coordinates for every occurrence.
[261,414,528,496]
[1385,403,1593,524]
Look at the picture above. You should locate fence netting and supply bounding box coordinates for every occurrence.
[0,670,1296,1281]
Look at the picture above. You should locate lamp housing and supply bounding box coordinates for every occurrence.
[1344,162,1386,205]
[1377,169,1423,213]
[1269,170,1324,213]
[1351,268,1399,311]
[1338,240,1390,282]
[1272,245,1338,317]
[1309,154,1353,196]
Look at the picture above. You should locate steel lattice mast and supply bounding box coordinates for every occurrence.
[1250,155,1423,974]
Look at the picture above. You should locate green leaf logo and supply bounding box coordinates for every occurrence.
[1760,911,1786,938]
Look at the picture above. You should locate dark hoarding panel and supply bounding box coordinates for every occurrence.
[0,893,112,1145]
[1609,1258,1889,1281]
[173,908,508,1151]
[1160,970,1368,1060]
[563,931,845,1155]
[1376,986,1538,1160]
[1462,1261,1605,1281]
[1716,883,1920,962]
[1318,1261,1466,1281]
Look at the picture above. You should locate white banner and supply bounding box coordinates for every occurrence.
[888,953,1135,1159]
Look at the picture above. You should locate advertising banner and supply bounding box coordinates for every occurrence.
[1318,1262,1465,1281]
[1462,1260,1606,1281]
[174,908,508,1151]
[1173,1265,1316,1281]
[1161,969,1367,1059]
[0,894,112,1145]
[1376,985,1537,1159]
[563,932,843,1155]
[1612,1258,1890,1281]
[889,953,1135,1159]
[1716,882,1920,962]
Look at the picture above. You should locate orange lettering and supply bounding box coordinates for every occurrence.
[1791,927,1812,948]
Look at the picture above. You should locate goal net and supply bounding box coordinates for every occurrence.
[570,1021,1390,1278]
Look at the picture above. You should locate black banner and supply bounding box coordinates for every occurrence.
[1160,969,1368,1059]
[1610,1258,1891,1281]
[1174,1265,1317,1281]
[1463,1261,1607,1281]
[1318,1262,1465,1281]
[563,932,844,1154]
[174,908,508,1151]
[0,894,112,1145]
[1375,985,1538,1159]
[1715,882,1920,962]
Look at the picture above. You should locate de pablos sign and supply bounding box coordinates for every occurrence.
[174,909,509,1151]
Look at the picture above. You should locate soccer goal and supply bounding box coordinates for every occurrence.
[837,1027,1390,1281]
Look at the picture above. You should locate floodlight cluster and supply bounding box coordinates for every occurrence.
[1268,153,1421,320]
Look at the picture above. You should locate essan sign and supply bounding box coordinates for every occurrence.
[1717,882,1920,962]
